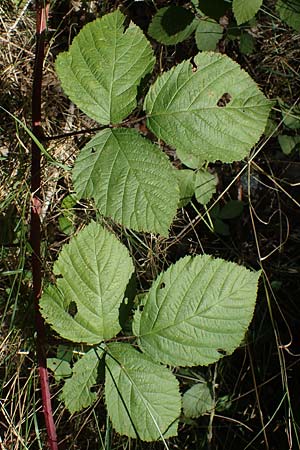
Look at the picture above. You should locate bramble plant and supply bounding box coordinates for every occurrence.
[40,8,272,442]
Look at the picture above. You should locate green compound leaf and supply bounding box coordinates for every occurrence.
[105,343,180,441]
[145,52,271,168]
[55,10,155,125]
[232,0,263,25]
[61,348,102,413]
[40,222,134,344]
[73,128,179,236]
[133,255,260,366]
[195,18,223,51]
[148,6,197,45]
[194,169,217,205]
[183,383,214,418]
[276,0,300,31]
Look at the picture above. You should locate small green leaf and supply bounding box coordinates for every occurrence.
[276,0,300,31]
[58,216,74,235]
[264,117,279,137]
[105,343,180,441]
[198,0,230,20]
[56,10,155,125]
[40,222,134,344]
[195,18,223,51]
[213,218,230,235]
[280,101,300,129]
[194,169,217,205]
[218,200,244,219]
[175,169,196,207]
[145,52,272,167]
[278,135,300,155]
[216,395,232,412]
[183,383,214,418]
[57,344,73,362]
[133,255,260,366]
[232,0,263,25]
[59,194,77,235]
[73,128,179,236]
[148,6,197,45]
[61,348,102,413]
[239,31,255,55]
[61,194,77,209]
[210,204,221,219]
[47,358,72,381]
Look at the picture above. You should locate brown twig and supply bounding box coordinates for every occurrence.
[44,125,108,141]
[30,2,58,449]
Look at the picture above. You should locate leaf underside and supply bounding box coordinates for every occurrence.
[55,10,155,125]
[145,52,271,168]
[61,348,102,413]
[40,222,134,344]
[133,255,260,366]
[105,343,180,441]
[73,128,179,236]
[232,0,263,25]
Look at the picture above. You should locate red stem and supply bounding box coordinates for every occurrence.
[30,2,58,449]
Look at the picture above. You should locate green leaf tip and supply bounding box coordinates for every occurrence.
[73,128,179,236]
[105,343,181,441]
[40,222,134,344]
[145,51,272,167]
[55,9,155,125]
[133,254,261,366]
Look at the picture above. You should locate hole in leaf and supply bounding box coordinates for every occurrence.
[139,305,144,312]
[91,147,96,154]
[217,348,227,356]
[67,301,78,318]
[54,274,63,280]
[217,93,232,107]
[190,56,198,72]
[159,282,166,289]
